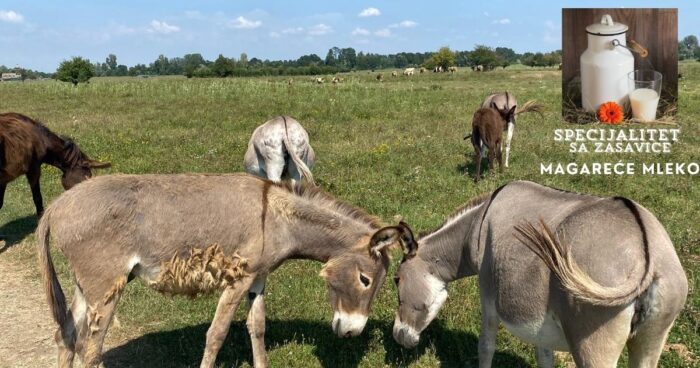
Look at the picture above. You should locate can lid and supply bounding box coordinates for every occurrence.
[586,14,628,36]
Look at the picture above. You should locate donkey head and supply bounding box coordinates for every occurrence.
[60,139,111,189]
[491,101,517,126]
[392,227,448,348]
[320,222,415,338]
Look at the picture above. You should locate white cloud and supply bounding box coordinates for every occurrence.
[375,28,391,37]
[149,20,180,34]
[390,20,418,28]
[269,31,280,38]
[282,27,304,34]
[359,7,381,17]
[351,27,370,36]
[493,18,510,25]
[308,23,332,36]
[0,10,24,23]
[229,16,262,29]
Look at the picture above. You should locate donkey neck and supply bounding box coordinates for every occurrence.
[287,218,375,262]
[42,133,75,172]
[416,203,485,283]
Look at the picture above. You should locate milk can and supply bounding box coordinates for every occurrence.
[580,14,634,112]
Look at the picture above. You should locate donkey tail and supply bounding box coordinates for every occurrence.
[36,209,67,327]
[515,100,545,117]
[281,116,315,185]
[515,216,653,307]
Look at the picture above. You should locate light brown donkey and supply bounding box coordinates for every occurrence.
[37,173,413,367]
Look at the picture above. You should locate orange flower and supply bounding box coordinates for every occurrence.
[598,101,624,124]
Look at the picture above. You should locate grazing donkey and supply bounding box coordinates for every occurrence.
[244,116,315,184]
[481,92,544,167]
[37,173,411,368]
[468,103,516,182]
[392,181,687,368]
[0,112,110,216]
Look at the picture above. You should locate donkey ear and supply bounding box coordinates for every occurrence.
[398,221,418,257]
[87,160,111,169]
[369,226,403,257]
[508,105,517,115]
[490,101,498,110]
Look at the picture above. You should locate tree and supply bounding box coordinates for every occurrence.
[423,46,456,69]
[152,54,170,75]
[339,47,356,69]
[239,52,249,68]
[56,57,94,86]
[212,54,235,77]
[468,45,498,68]
[105,54,118,75]
[183,53,206,78]
[682,35,698,51]
[325,47,340,66]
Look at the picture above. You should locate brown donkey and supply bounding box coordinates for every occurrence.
[37,173,413,367]
[0,112,110,216]
[467,103,516,182]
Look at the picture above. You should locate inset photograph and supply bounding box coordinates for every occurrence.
[562,8,678,124]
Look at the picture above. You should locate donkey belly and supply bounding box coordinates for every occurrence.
[499,309,569,351]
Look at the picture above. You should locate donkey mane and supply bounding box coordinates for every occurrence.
[420,191,492,237]
[15,113,88,169]
[59,136,89,168]
[274,180,383,229]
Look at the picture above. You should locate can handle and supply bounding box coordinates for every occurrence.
[629,40,649,58]
[611,39,649,58]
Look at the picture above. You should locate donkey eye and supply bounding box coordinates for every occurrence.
[359,273,371,287]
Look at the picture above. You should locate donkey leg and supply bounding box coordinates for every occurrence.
[247,277,268,368]
[55,285,89,368]
[504,122,514,167]
[263,157,284,182]
[80,282,125,367]
[627,279,686,367]
[563,306,632,368]
[534,347,554,368]
[487,146,496,172]
[201,276,255,368]
[495,141,503,172]
[26,165,44,217]
[0,183,6,210]
[473,150,482,182]
[478,301,499,368]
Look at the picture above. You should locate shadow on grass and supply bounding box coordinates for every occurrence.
[457,154,496,181]
[383,319,530,368]
[103,318,529,368]
[0,215,37,254]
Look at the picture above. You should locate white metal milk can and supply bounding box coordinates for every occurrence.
[580,14,634,112]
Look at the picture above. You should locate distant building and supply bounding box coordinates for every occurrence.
[1,73,22,81]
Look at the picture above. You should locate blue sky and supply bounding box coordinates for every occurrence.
[0,0,697,72]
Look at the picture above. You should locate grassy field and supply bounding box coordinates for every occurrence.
[0,63,698,367]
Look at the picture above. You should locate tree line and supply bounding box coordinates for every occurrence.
[11,34,695,85]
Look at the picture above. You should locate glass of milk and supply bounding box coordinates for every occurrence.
[628,70,662,122]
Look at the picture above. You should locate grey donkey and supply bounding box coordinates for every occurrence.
[37,173,414,367]
[481,92,544,167]
[392,181,687,367]
[244,116,315,183]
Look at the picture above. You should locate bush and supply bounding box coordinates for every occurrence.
[55,57,94,86]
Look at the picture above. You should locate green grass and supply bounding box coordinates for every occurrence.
[0,65,698,367]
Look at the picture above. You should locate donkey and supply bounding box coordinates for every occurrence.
[467,103,516,182]
[481,92,544,167]
[244,116,315,184]
[37,173,412,368]
[0,112,110,217]
[392,181,687,367]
